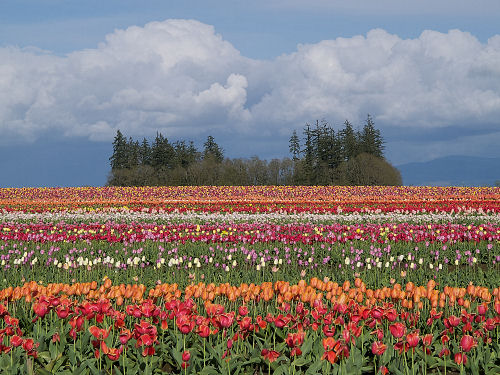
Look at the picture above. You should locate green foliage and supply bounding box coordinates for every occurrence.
[107,116,400,186]
[290,115,400,186]
[336,153,402,186]
[203,135,224,163]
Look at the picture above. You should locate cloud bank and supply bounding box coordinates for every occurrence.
[1,19,500,162]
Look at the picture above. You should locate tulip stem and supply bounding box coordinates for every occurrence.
[403,350,410,375]
[203,338,206,369]
[122,348,127,375]
[411,349,415,375]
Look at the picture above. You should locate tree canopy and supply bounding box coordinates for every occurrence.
[107,115,401,186]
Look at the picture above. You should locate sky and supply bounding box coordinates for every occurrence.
[1,0,500,187]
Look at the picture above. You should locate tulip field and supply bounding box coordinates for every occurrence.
[0,186,499,374]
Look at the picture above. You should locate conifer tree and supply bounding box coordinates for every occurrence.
[139,138,151,166]
[340,120,360,161]
[151,133,175,169]
[126,137,140,168]
[289,130,301,161]
[109,130,128,170]
[359,114,385,158]
[303,124,314,184]
[203,136,224,163]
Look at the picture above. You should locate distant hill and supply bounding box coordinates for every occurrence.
[397,155,500,186]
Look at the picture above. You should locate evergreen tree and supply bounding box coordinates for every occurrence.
[173,140,194,168]
[150,133,175,169]
[187,141,200,165]
[339,120,360,161]
[289,130,301,161]
[109,130,128,170]
[203,136,224,163]
[359,114,385,158]
[126,137,140,168]
[302,124,314,185]
[139,138,151,166]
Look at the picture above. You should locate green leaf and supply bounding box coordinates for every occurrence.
[51,354,67,373]
[0,354,10,369]
[300,336,314,357]
[291,357,310,367]
[273,363,289,375]
[36,351,52,364]
[43,352,64,372]
[199,365,220,375]
[49,342,58,360]
[305,359,324,375]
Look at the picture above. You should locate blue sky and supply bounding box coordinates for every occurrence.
[1,0,500,187]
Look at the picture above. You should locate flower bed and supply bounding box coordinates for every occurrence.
[0,186,499,373]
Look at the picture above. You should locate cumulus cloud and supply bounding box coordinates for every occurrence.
[0,19,500,162]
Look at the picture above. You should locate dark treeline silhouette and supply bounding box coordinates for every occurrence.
[107,115,402,186]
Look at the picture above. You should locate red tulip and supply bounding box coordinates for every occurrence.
[454,352,467,365]
[177,316,195,334]
[261,349,279,363]
[105,346,122,361]
[322,350,338,364]
[182,350,191,362]
[119,329,132,345]
[238,305,249,316]
[406,331,420,348]
[89,326,109,340]
[286,331,305,348]
[371,307,383,320]
[485,318,496,331]
[460,335,475,352]
[371,341,387,356]
[137,334,154,347]
[217,313,235,329]
[322,337,339,351]
[161,319,168,330]
[446,315,460,328]
[273,315,289,328]
[55,306,71,319]
[384,309,397,322]
[422,334,433,347]
[323,324,335,337]
[5,316,19,327]
[389,323,406,339]
[142,346,155,357]
[197,324,211,338]
[10,335,23,347]
[477,304,487,316]
[22,338,36,352]
[33,301,50,318]
[439,347,450,358]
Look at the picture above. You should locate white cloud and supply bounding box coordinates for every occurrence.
[0,19,500,162]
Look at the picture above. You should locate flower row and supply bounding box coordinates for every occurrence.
[0,278,498,374]
[1,222,498,244]
[1,186,499,213]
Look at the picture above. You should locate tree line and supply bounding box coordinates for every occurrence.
[107,115,402,186]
